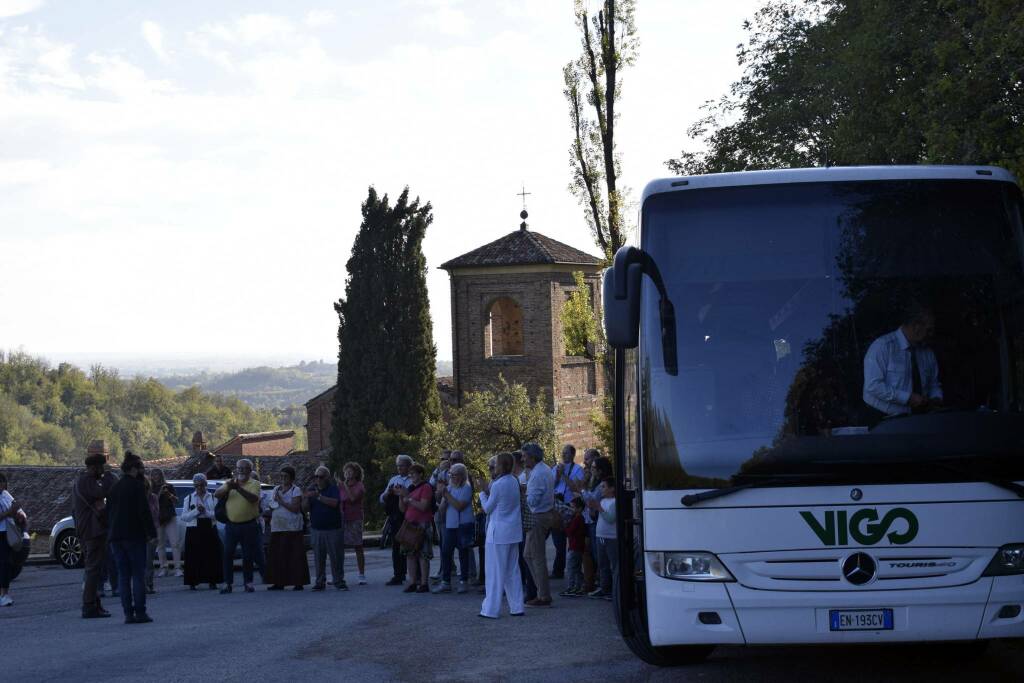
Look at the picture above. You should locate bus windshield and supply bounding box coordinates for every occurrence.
[640,179,1024,490]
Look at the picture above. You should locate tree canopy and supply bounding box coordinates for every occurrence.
[669,0,1024,180]
[0,350,282,465]
[331,186,440,487]
[564,0,638,260]
[420,376,558,478]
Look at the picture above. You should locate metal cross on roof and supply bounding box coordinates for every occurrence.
[517,183,532,210]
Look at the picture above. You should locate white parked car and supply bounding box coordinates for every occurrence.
[50,479,290,569]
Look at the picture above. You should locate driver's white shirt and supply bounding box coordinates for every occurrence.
[863,327,942,415]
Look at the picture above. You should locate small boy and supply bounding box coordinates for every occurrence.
[559,497,587,597]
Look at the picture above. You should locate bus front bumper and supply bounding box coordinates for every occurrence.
[645,575,1024,646]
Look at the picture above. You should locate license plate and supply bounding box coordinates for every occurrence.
[829,608,894,631]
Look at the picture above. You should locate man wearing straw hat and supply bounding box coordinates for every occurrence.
[72,439,118,619]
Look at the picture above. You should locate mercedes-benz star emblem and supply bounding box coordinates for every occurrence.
[850,488,863,501]
[842,552,876,586]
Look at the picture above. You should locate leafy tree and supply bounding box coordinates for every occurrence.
[331,187,441,488]
[0,350,291,465]
[668,0,1024,180]
[562,271,601,358]
[420,376,558,477]
[564,0,638,261]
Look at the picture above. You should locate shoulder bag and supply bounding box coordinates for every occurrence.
[395,520,425,553]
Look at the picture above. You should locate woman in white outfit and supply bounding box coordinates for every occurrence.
[479,452,524,619]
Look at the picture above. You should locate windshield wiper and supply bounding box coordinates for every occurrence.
[681,475,829,507]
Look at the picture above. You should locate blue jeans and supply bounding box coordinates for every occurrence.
[441,527,470,585]
[551,528,567,575]
[566,549,583,591]
[222,520,260,586]
[110,540,148,616]
[597,536,618,595]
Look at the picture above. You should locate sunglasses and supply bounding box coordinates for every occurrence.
[315,474,327,479]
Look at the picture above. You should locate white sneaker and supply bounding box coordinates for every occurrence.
[174,569,184,577]
[155,569,166,578]
[358,574,367,585]
[0,595,13,607]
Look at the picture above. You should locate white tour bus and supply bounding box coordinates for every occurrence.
[602,165,1024,665]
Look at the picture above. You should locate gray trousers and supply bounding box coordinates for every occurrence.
[82,536,105,609]
[311,528,344,587]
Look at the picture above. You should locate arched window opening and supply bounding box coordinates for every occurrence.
[485,296,524,357]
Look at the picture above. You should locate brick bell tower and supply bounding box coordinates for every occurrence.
[440,200,605,447]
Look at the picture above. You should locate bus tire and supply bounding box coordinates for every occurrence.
[616,582,714,666]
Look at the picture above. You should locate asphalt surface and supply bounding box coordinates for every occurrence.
[3,546,1023,682]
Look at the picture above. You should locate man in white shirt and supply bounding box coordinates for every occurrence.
[522,442,555,606]
[550,444,584,579]
[863,302,943,417]
[380,454,412,586]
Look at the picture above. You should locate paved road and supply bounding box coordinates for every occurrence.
[3,548,1022,682]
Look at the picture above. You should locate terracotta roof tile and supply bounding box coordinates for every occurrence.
[440,229,603,269]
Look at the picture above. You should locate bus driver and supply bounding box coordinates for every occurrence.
[863,301,944,417]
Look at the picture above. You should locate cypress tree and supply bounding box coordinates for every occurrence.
[331,187,440,489]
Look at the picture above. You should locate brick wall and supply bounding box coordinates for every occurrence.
[306,392,334,453]
[448,264,605,449]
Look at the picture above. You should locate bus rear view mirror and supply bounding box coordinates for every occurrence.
[604,246,679,375]
[604,265,642,348]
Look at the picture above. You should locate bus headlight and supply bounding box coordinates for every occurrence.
[647,552,735,582]
[983,544,1024,576]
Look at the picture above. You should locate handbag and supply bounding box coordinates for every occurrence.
[520,490,535,532]
[5,520,21,549]
[395,520,425,553]
[554,500,574,529]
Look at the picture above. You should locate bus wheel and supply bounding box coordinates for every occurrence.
[625,631,714,666]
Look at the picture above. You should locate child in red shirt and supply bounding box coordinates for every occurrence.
[560,498,588,597]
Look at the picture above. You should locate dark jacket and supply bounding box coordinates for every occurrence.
[72,470,117,541]
[107,474,157,543]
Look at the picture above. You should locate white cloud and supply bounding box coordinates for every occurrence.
[418,1,471,37]
[304,9,335,28]
[0,159,49,185]
[0,0,44,19]
[86,53,177,98]
[141,20,169,62]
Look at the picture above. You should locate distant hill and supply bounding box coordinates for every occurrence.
[159,360,455,409]
[159,361,335,409]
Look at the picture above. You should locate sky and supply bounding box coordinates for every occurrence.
[0,0,761,371]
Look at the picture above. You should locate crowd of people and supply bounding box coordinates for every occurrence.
[378,443,618,619]
[0,439,617,625]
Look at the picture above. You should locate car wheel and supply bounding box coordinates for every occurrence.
[56,529,84,569]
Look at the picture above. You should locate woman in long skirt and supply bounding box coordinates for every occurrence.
[180,474,223,589]
[266,467,309,590]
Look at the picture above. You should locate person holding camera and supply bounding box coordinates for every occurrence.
[380,454,412,586]
[107,451,157,623]
[0,471,24,608]
[180,473,222,590]
[478,452,524,619]
[267,466,309,591]
[434,463,474,594]
[304,466,347,592]
[398,463,434,593]
[215,458,262,594]
[150,469,181,578]
[338,462,366,585]
[551,444,584,579]
[72,442,118,618]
